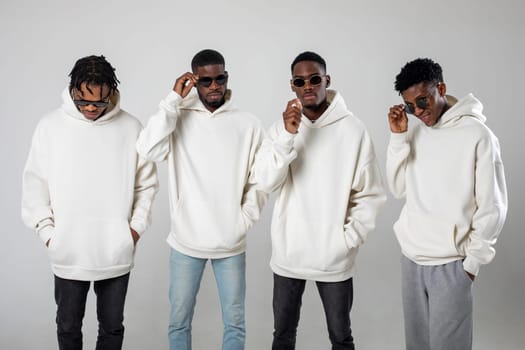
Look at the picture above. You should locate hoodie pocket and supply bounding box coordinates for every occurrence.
[173,197,244,251]
[397,210,459,260]
[274,216,355,273]
[49,217,134,269]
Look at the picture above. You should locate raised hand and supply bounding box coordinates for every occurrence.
[283,99,302,134]
[173,72,198,98]
[388,104,408,133]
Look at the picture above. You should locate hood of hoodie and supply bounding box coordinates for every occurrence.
[433,93,486,128]
[179,89,236,116]
[301,89,351,128]
[60,87,121,125]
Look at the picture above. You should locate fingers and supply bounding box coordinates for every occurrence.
[130,228,140,246]
[283,99,302,134]
[173,72,198,98]
[289,99,302,111]
[388,104,406,120]
[388,104,408,133]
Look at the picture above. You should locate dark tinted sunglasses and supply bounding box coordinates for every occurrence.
[404,97,432,115]
[73,100,110,108]
[291,74,324,88]
[404,83,441,115]
[197,73,228,87]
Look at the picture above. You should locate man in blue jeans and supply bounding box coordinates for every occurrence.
[253,51,386,349]
[136,49,267,350]
[21,55,158,349]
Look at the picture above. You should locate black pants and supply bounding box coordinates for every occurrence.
[54,273,130,350]
[272,273,355,350]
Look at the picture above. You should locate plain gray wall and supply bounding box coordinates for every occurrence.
[1,0,524,349]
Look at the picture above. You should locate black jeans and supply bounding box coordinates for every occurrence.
[272,273,354,350]
[54,273,130,350]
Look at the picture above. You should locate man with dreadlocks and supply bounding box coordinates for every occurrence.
[386,58,508,350]
[22,55,158,349]
[137,49,267,350]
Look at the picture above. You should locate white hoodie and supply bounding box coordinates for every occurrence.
[22,88,158,281]
[387,94,508,275]
[254,90,386,282]
[136,91,267,259]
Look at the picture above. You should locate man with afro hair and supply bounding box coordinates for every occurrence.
[386,58,507,350]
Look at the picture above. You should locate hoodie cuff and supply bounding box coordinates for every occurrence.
[463,256,480,276]
[160,91,183,113]
[389,131,408,144]
[276,123,297,146]
[38,225,54,245]
[388,132,409,152]
[130,219,146,236]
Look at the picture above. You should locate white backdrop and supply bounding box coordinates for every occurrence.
[1,0,524,349]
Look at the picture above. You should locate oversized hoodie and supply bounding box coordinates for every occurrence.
[136,90,267,259]
[254,90,386,282]
[387,94,507,275]
[22,88,159,281]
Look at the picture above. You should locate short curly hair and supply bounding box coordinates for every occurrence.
[394,58,443,93]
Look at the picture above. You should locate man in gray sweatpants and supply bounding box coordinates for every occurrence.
[386,58,508,350]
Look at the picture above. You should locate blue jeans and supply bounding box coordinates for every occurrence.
[272,273,354,350]
[54,273,130,350]
[168,249,246,350]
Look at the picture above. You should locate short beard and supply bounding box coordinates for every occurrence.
[205,98,225,109]
[303,99,328,112]
[198,90,225,110]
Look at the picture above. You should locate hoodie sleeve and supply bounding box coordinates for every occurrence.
[386,131,411,198]
[21,122,54,244]
[253,121,298,193]
[463,132,508,276]
[136,91,182,162]
[129,155,159,235]
[240,123,269,229]
[344,133,387,247]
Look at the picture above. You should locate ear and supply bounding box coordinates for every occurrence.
[325,75,331,88]
[290,80,296,93]
[437,82,447,96]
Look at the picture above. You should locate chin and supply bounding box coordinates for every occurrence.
[302,101,319,109]
[207,99,225,108]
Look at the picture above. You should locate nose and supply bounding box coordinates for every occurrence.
[303,81,313,90]
[413,106,425,116]
[209,79,220,89]
[84,103,98,112]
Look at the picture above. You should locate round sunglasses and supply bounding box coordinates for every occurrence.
[291,74,325,88]
[404,83,441,115]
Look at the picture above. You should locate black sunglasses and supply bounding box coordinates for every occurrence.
[291,74,325,88]
[404,83,442,115]
[404,97,431,115]
[73,100,110,108]
[197,73,228,87]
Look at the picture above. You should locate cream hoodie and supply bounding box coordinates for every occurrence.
[136,91,267,259]
[22,88,158,281]
[254,90,386,282]
[387,94,507,275]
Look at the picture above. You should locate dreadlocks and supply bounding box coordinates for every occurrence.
[68,55,120,97]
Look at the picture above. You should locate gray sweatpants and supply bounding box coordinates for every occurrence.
[401,256,473,350]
